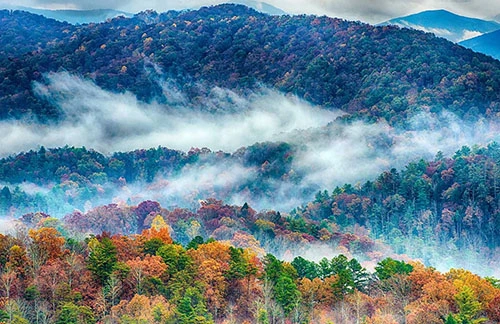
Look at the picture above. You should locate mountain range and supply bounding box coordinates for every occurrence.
[1,5,500,323]
[0,1,285,24]
[460,28,500,61]
[0,6,132,24]
[1,4,500,126]
[380,9,500,43]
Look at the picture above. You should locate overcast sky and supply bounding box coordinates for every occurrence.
[0,0,499,24]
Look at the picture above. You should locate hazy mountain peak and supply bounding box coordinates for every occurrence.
[460,29,500,60]
[380,9,500,43]
[228,0,286,15]
[0,5,132,24]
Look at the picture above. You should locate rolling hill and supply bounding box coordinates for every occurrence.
[2,4,500,125]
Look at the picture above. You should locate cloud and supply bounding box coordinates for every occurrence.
[6,72,336,156]
[2,0,500,23]
[0,218,17,234]
[2,72,499,211]
[460,29,483,41]
[293,110,499,191]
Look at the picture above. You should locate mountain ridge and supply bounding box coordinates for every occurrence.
[0,5,132,24]
[2,4,500,125]
[380,9,500,42]
[460,28,500,61]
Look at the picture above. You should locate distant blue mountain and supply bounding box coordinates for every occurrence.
[0,6,132,24]
[460,29,500,60]
[229,0,286,15]
[380,9,500,43]
[0,1,284,25]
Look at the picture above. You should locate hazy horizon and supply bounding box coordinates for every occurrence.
[0,0,499,24]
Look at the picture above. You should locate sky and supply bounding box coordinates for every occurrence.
[0,0,499,24]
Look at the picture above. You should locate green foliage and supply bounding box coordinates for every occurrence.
[452,286,488,324]
[292,255,369,293]
[225,246,249,280]
[174,288,213,324]
[375,258,413,280]
[143,238,166,256]
[0,310,8,322]
[263,254,283,284]
[87,237,118,285]
[485,277,500,289]
[257,308,270,324]
[55,302,96,324]
[274,276,301,315]
[23,285,40,301]
[291,256,320,280]
[186,236,204,250]
[156,243,190,275]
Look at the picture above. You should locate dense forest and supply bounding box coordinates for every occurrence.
[1,215,499,323]
[3,143,500,271]
[2,4,500,124]
[2,3,500,323]
[0,142,301,215]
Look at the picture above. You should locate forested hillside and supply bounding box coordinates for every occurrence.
[294,143,500,271]
[1,215,499,323]
[2,4,500,323]
[2,5,500,124]
[3,143,500,273]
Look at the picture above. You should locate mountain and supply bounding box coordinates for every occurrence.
[460,29,500,60]
[2,4,500,125]
[0,5,132,24]
[228,0,286,15]
[380,9,500,42]
[0,10,75,57]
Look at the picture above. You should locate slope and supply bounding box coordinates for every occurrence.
[460,28,500,60]
[0,6,132,24]
[380,9,500,42]
[2,4,500,125]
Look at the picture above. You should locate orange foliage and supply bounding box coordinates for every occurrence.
[28,227,66,261]
[365,309,398,324]
[189,241,231,317]
[110,294,173,322]
[448,268,497,305]
[7,245,30,278]
[111,234,143,262]
[406,300,451,324]
[140,215,173,245]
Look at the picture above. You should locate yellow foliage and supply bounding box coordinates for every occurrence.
[151,215,167,230]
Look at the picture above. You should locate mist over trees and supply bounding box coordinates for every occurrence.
[2,4,500,124]
[2,3,500,323]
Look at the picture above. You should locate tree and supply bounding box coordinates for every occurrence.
[0,266,17,299]
[291,256,319,280]
[174,288,213,324]
[451,285,487,324]
[55,302,95,324]
[126,255,167,294]
[28,227,66,263]
[142,215,173,245]
[157,243,190,276]
[274,275,301,316]
[87,237,118,285]
[375,258,413,280]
